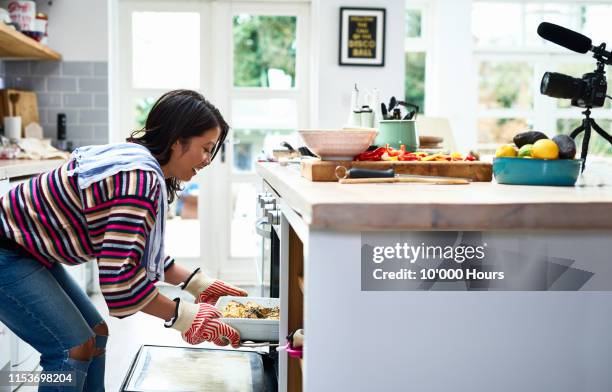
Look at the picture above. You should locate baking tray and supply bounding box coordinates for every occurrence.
[215,296,280,342]
[120,345,267,392]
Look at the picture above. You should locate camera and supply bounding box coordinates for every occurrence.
[540,70,607,108]
[537,21,612,170]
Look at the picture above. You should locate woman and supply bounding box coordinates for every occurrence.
[0,90,248,391]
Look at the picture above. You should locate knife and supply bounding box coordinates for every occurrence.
[335,167,469,185]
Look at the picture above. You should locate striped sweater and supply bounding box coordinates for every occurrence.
[0,159,174,318]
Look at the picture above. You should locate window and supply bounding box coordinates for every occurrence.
[473,2,612,157]
[131,11,200,89]
[405,3,428,113]
[233,14,297,88]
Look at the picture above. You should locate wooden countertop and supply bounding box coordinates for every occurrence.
[256,162,612,230]
[0,159,65,180]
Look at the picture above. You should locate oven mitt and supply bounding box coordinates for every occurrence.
[182,268,248,305]
[167,298,241,348]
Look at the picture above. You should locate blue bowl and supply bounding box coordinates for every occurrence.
[493,157,582,186]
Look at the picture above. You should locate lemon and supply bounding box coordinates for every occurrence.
[518,144,533,158]
[495,144,518,158]
[532,139,559,159]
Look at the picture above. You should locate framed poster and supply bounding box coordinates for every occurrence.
[339,7,386,66]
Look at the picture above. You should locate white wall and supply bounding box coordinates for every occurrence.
[312,0,405,128]
[37,0,109,61]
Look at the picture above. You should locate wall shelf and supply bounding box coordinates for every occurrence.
[0,23,61,61]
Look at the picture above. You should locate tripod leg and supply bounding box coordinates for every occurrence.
[579,121,592,172]
[590,119,612,145]
[569,125,585,139]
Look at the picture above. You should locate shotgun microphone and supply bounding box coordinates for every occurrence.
[537,22,592,54]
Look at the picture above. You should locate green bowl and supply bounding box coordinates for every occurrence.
[493,157,582,186]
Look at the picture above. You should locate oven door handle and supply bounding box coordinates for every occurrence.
[255,217,271,239]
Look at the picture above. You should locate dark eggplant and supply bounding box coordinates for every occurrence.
[513,131,548,148]
[552,134,577,159]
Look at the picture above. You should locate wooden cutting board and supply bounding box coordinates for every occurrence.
[301,160,493,182]
[0,89,39,137]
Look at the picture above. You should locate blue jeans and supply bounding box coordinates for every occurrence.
[0,246,106,392]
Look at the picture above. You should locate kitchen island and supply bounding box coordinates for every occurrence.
[256,161,612,392]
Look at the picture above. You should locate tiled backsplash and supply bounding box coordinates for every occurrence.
[3,60,109,148]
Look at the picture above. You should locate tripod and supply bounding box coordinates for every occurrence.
[569,108,612,171]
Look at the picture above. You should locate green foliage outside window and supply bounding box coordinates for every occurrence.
[405,52,426,113]
[233,15,296,88]
[405,9,422,38]
[135,97,156,130]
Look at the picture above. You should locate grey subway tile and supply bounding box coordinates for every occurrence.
[42,124,56,139]
[94,125,109,141]
[67,124,94,140]
[78,78,107,92]
[78,109,108,124]
[37,93,62,108]
[94,62,108,77]
[63,93,93,108]
[62,62,93,76]
[5,61,31,75]
[30,61,61,76]
[38,108,47,124]
[47,77,77,92]
[6,76,45,91]
[94,94,108,108]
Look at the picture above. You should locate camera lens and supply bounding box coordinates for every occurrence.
[540,72,585,99]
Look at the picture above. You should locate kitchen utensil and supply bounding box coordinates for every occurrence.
[298,129,378,160]
[335,166,469,184]
[281,141,295,152]
[9,93,19,116]
[493,157,582,186]
[376,120,419,150]
[302,160,493,182]
[215,296,280,342]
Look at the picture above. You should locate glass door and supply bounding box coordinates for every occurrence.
[117,0,213,271]
[116,1,310,282]
[206,1,310,283]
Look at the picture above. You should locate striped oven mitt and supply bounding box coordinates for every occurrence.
[182,268,248,305]
[168,299,241,348]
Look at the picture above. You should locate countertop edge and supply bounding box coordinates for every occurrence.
[310,202,612,231]
[0,159,66,180]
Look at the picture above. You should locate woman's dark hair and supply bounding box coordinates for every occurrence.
[127,89,229,203]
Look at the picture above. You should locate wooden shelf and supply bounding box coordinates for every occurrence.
[0,23,61,61]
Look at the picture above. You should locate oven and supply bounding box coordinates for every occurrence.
[255,180,281,298]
